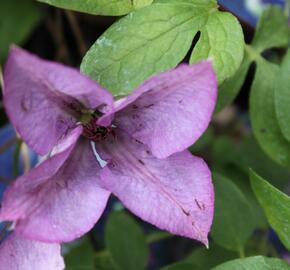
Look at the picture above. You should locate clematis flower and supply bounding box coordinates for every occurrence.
[0,47,217,253]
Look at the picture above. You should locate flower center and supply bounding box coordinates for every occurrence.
[81,112,114,142]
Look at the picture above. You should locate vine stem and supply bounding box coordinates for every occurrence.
[12,139,22,177]
[238,246,245,258]
[65,11,87,57]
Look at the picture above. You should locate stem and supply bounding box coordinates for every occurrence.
[65,11,87,57]
[259,231,268,255]
[238,246,245,258]
[245,44,265,63]
[45,10,70,62]
[13,139,22,177]
[20,143,31,173]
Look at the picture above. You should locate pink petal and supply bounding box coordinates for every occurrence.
[3,47,113,155]
[0,126,82,221]
[97,131,214,245]
[0,129,110,243]
[0,234,64,270]
[99,62,217,158]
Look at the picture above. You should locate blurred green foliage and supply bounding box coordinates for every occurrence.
[0,0,41,63]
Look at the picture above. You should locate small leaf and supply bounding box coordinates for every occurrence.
[105,211,149,270]
[250,170,290,251]
[81,1,216,95]
[212,256,290,270]
[250,60,290,167]
[275,49,290,142]
[190,11,244,84]
[0,0,40,62]
[215,50,251,112]
[64,236,95,270]
[211,173,255,252]
[251,6,290,53]
[37,0,153,16]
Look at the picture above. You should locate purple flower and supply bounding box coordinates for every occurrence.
[0,47,217,267]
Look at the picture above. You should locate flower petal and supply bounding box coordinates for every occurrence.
[112,62,217,159]
[0,126,82,222]
[0,234,64,270]
[3,47,113,155]
[97,131,214,245]
[0,129,110,243]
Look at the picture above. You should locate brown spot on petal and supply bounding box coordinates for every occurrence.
[21,95,32,112]
[182,208,190,216]
[21,101,29,112]
[195,199,205,210]
[138,159,145,165]
[56,180,68,189]
[144,104,154,109]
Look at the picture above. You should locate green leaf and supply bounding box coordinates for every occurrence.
[236,136,290,188]
[105,211,149,270]
[250,170,290,251]
[211,173,255,252]
[65,237,95,270]
[81,1,217,95]
[222,167,267,229]
[215,49,251,112]
[161,263,197,270]
[185,244,236,270]
[190,127,214,153]
[0,0,40,62]
[251,6,290,53]
[37,0,153,16]
[212,256,290,270]
[190,11,244,84]
[212,135,290,189]
[275,49,290,142]
[212,136,240,169]
[95,252,117,270]
[250,60,290,167]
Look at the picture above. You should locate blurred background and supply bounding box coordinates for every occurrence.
[0,0,289,269]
